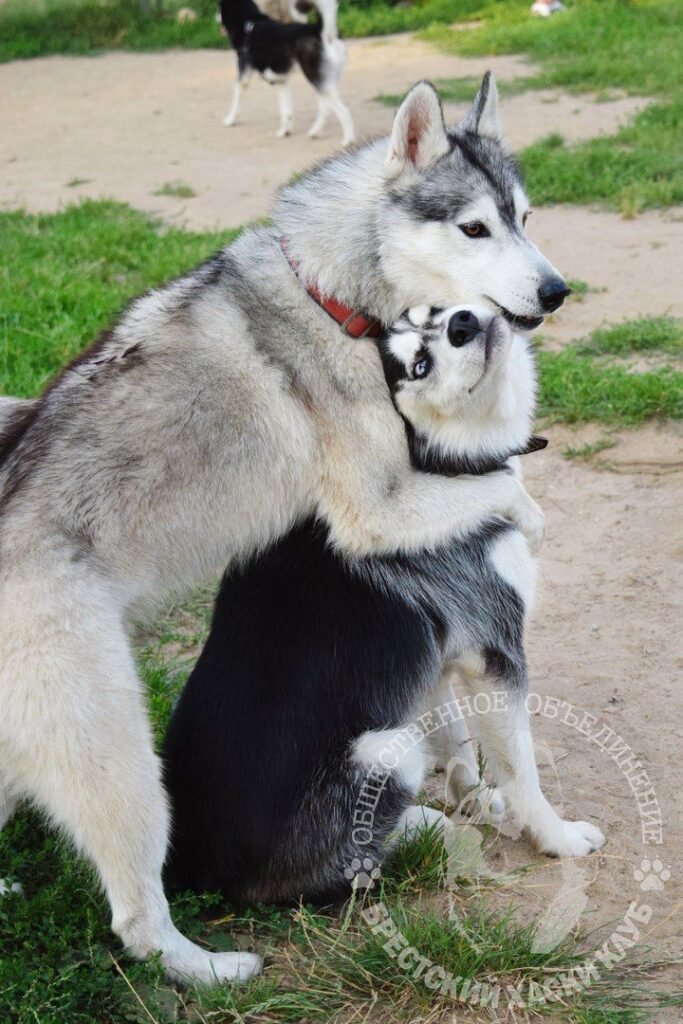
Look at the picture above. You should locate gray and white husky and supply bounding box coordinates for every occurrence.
[0,75,567,985]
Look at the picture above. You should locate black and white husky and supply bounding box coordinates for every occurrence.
[0,76,567,984]
[164,306,604,905]
[219,0,354,144]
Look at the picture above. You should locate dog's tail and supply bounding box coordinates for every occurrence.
[290,0,338,43]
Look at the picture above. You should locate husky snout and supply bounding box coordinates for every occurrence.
[538,275,571,313]
[447,310,481,347]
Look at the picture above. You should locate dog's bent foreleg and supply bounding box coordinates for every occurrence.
[275,82,294,138]
[456,660,606,858]
[0,580,261,983]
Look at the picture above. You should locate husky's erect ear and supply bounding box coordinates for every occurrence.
[386,81,449,176]
[459,71,502,140]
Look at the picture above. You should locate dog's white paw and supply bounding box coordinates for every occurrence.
[507,484,545,555]
[222,116,237,127]
[165,950,262,987]
[275,127,292,139]
[540,820,605,858]
[0,878,23,896]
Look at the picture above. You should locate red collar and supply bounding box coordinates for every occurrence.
[281,238,384,340]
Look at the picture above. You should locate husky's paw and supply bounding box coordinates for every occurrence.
[165,950,262,987]
[275,127,292,139]
[222,116,237,127]
[0,878,23,896]
[505,482,545,555]
[342,133,356,148]
[540,820,605,858]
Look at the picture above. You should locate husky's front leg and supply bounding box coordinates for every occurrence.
[457,662,605,857]
[223,62,252,127]
[319,454,544,557]
[275,81,294,138]
[420,667,505,823]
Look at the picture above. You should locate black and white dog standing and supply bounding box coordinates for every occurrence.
[219,0,355,144]
[164,306,605,905]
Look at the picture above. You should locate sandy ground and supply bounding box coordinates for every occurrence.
[2,32,683,1013]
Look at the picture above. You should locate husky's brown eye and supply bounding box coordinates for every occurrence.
[523,210,532,227]
[460,221,489,239]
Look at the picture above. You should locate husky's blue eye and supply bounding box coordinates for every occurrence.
[459,221,490,239]
[413,357,431,379]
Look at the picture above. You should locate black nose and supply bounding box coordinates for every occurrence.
[448,310,481,347]
[538,276,571,313]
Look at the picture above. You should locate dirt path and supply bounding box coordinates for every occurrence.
[3,32,682,1006]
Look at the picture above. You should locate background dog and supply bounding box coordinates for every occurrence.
[0,76,561,984]
[220,0,355,144]
[164,305,604,904]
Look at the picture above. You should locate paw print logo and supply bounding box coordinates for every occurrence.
[344,857,381,890]
[633,858,671,892]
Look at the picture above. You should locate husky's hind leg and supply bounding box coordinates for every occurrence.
[0,581,261,984]
[456,660,605,858]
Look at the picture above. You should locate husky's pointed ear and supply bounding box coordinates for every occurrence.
[386,81,449,176]
[459,71,502,140]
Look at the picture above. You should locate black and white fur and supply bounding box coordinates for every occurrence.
[0,77,565,985]
[220,0,354,144]
[164,306,604,905]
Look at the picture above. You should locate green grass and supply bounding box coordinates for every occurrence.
[562,438,616,461]
[0,0,509,61]
[422,0,683,212]
[0,201,235,397]
[577,316,683,357]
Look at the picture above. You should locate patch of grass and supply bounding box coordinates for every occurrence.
[0,201,236,397]
[577,316,683,358]
[562,438,616,461]
[0,0,226,61]
[0,0,513,60]
[424,0,683,212]
[538,349,683,425]
[520,99,683,211]
[153,179,196,199]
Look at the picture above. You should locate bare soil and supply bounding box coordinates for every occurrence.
[2,31,682,1007]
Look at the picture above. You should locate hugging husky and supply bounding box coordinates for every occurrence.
[0,75,566,984]
[164,307,604,904]
[220,0,354,144]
